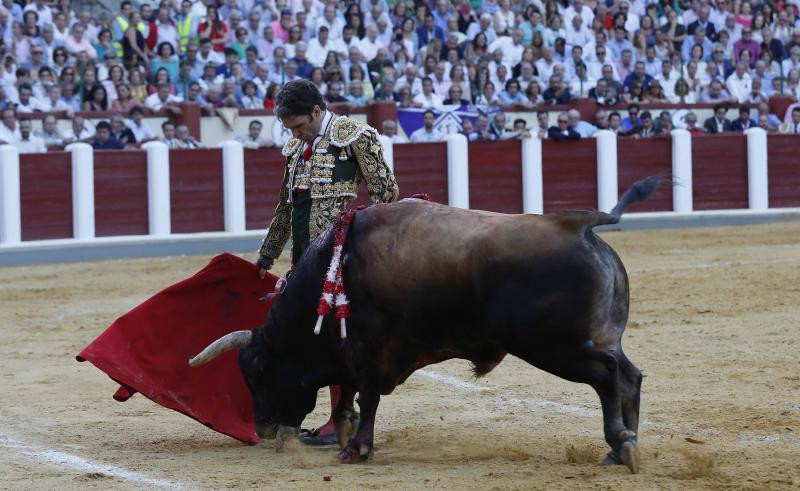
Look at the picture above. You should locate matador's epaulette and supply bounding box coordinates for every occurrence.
[281,136,303,157]
[329,116,377,147]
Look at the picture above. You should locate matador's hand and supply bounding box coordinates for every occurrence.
[256,254,274,279]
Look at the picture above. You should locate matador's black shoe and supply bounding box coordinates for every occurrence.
[298,428,338,446]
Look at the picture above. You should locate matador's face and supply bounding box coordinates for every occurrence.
[281,105,323,144]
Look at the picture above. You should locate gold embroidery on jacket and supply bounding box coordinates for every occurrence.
[261,116,399,261]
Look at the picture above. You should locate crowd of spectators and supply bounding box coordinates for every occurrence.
[0,0,799,152]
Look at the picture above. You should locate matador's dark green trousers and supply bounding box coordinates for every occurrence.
[290,191,312,266]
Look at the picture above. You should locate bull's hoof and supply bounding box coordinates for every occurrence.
[619,441,640,474]
[600,451,621,466]
[334,410,359,449]
[275,426,299,451]
[336,443,372,464]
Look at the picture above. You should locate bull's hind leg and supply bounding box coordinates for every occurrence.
[509,342,640,473]
[616,350,642,436]
[584,346,640,474]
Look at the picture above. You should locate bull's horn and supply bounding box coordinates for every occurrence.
[188,330,252,367]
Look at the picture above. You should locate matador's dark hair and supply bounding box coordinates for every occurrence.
[275,80,327,120]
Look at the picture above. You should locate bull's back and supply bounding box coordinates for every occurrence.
[344,201,616,339]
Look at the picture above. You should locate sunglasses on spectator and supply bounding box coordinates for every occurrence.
[558,119,568,124]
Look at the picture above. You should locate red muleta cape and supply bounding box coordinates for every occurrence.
[76,253,277,444]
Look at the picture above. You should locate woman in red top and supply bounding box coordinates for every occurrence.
[263,83,279,110]
[198,6,227,53]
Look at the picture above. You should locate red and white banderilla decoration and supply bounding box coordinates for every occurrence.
[313,209,355,339]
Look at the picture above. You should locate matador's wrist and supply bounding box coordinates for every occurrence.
[257,254,274,271]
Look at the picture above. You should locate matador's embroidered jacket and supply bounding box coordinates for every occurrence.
[259,113,399,261]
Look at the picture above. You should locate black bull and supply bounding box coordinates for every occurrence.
[190,176,664,473]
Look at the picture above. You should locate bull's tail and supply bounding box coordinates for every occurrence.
[607,174,665,224]
[558,174,666,231]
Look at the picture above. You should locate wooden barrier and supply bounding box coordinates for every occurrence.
[169,149,225,233]
[692,134,749,210]
[617,137,673,212]
[767,134,800,208]
[244,148,285,230]
[19,152,72,241]
[94,151,149,237]
[542,138,598,212]
[6,132,800,250]
[469,140,523,213]
[393,142,448,204]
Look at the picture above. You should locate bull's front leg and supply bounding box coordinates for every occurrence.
[336,388,379,463]
[332,384,359,448]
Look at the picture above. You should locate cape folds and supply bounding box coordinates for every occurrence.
[76,253,278,444]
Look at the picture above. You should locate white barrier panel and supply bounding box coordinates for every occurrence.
[521,136,543,214]
[671,129,693,212]
[377,135,394,173]
[66,143,94,239]
[0,145,20,243]
[745,128,769,211]
[143,141,171,236]
[595,130,618,213]
[446,133,469,209]
[220,140,246,233]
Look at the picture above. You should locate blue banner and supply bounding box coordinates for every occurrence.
[397,105,499,137]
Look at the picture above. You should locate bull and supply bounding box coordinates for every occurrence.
[190,176,663,473]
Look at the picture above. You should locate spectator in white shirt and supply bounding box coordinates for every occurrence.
[14,83,40,112]
[256,25,283,62]
[563,0,593,30]
[396,64,423,96]
[493,0,515,35]
[535,47,557,85]
[489,29,525,66]
[23,0,51,28]
[161,121,180,149]
[125,107,157,143]
[409,110,445,142]
[726,62,752,103]
[316,5,344,40]
[307,25,334,67]
[176,123,202,148]
[145,83,183,114]
[466,14,497,44]
[61,115,95,144]
[358,25,382,62]
[64,23,97,60]
[0,107,20,144]
[237,120,274,149]
[413,77,443,108]
[382,119,408,144]
[155,6,179,51]
[565,15,593,50]
[13,118,45,153]
[333,26,360,60]
[37,114,62,146]
[239,80,263,109]
[430,61,450,99]
[655,60,679,99]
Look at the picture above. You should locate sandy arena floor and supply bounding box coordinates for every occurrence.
[1,222,799,490]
